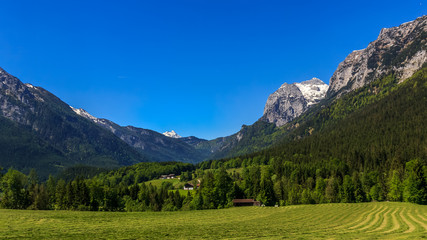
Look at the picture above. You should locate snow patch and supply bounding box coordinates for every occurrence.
[163,130,182,138]
[295,78,328,106]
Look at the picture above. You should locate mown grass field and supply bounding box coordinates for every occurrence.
[145,178,181,188]
[0,202,425,239]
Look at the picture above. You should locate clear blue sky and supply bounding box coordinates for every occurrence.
[0,1,425,139]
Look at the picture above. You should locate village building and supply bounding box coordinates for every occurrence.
[159,174,176,179]
[183,183,194,190]
[232,199,261,207]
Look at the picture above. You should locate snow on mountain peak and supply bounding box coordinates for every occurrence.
[295,78,328,106]
[163,130,182,138]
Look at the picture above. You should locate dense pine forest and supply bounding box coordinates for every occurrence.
[0,67,426,211]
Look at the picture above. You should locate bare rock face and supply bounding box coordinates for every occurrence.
[328,15,427,97]
[0,67,38,125]
[262,78,328,127]
[262,83,306,127]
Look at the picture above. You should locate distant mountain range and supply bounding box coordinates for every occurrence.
[0,15,425,178]
[70,107,211,163]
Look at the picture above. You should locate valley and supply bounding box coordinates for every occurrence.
[0,7,426,240]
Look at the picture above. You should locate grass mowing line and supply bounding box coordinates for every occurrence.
[357,205,389,232]
[394,207,410,234]
[381,208,401,234]
[406,210,427,231]
[367,207,393,233]
[239,207,312,231]
[400,209,416,233]
[302,204,354,232]
[277,206,326,226]
[337,204,377,230]
[318,204,363,231]
[348,205,384,230]
[222,209,316,238]
[1,202,425,239]
[335,204,378,230]
[415,209,427,222]
[295,204,347,231]
[308,204,360,235]
[328,204,359,225]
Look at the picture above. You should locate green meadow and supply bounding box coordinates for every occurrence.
[0,202,425,239]
[145,178,182,188]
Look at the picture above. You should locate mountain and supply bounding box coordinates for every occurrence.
[295,78,329,106]
[200,16,427,161]
[163,130,182,138]
[262,78,328,127]
[328,15,427,97]
[1,16,425,178]
[197,66,427,208]
[71,107,210,163]
[0,67,146,177]
[180,136,208,147]
[186,78,328,160]
[233,66,427,174]
[249,16,427,162]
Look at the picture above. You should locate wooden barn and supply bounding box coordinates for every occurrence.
[232,199,261,207]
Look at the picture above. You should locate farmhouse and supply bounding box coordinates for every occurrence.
[159,174,176,179]
[232,199,261,207]
[183,183,194,190]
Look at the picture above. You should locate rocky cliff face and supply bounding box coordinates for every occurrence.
[0,67,41,125]
[328,15,427,97]
[262,78,328,127]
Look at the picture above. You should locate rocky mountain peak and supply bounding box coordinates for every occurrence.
[295,78,328,106]
[328,15,427,97]
[262,78,328,127]
[0,68,46,125]
[163,130,182,138]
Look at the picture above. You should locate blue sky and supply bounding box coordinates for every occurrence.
[0,1,425,139]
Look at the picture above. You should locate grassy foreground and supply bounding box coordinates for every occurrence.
[0,202,426,239]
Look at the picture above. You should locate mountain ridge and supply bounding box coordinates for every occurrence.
[0,15,425,177]
[0,67,147,177]
[327,15,427,97]
[261,78,328,127]
[70,106,211,163]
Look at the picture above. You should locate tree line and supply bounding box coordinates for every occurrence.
[0,156,425,212]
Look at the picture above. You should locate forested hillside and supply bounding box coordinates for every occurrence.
[1,67,426,211]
